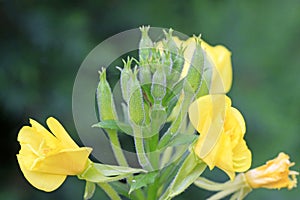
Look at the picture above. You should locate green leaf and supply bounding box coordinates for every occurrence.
[159,153,206,200]
[157,133,172,150]
[78,162,146,183]
[170,155,206,198]
[168,134,197,148]
[93,163,146,176]
[92,120,133,135]
[158,133,197,150]
[84,181,96,200]
[129,171,159,194]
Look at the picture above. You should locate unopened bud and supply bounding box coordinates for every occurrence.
[139,26,153,63]
[184,36,207,97]
[163,29,179,61]
[128,67,145,126]
[97,68,117,121]
[118,57,133,103]
[151,64,166,103]
[139,64,152,85]
[161,50,172,75]
[168,46,185,88]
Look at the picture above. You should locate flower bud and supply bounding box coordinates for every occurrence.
[128,67,145,126]
[161,50,172,75]
[119,58,133,103]
[151,64,166,103]
[97,68,117,121]
[139,64,152,85]
[139,26,153,63]
[184,36,207,97]
[163,29,179,62]
[168,46,185,88]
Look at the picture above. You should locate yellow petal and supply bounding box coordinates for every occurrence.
[17,126,44,150]
[18,145,40,170]
[46,117,78,148]
[17,155,66,192]
[31,147,92,175]
[213,133,235,179]
[188,94,214,134]
[230,107,246,134]
[29,119,57,148]
[202,42,232,93]
[225,107,246,147]
[189,95,230,157]
[232,139,252,172]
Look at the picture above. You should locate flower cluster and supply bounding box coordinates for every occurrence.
[16,26,297,200]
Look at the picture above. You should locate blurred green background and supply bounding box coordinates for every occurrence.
[1,0,299,199]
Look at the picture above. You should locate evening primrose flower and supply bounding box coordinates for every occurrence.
[17,117,92,192]
[188,94,251,180]
[245,152,298,190]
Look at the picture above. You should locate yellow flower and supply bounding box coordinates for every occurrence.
[245,152,298,190]
[17,117,92,192]
[174,37,232,94]
[189,94,251,180]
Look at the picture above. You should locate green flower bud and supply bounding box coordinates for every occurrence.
[128,67,145,126]
[184,36,207,97]
[161,50,172,75]
[163,29,179,61]
[168,46,185,88]
[139,64,152,85]
[151,64,166,103]
[139,26,153,63]
[118,57,133,103]
[149,48,162,73]
[96,68,117,121]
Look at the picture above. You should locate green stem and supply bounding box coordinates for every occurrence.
[147,179,159,200]
[97,182,122,200]
[207,188,239,200]
[194,177,241,191]
[194,173,250,192]
[106,129,129,167]
[133,125,153,170]
[145,134,159,169]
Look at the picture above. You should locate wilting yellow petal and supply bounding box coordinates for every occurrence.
[17,154,66,192]
[245,152,298,190]
[46,117,78,148]
[31,147,92,175]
